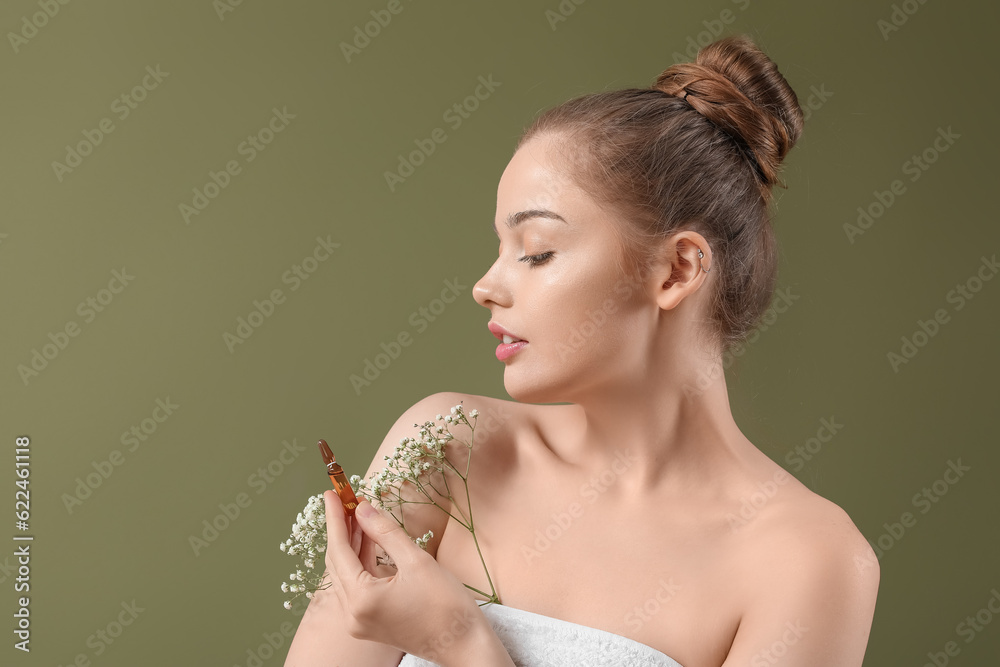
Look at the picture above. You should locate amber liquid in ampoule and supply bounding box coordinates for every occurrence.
[318,439,359,517]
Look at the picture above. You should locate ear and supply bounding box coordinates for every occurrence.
[651,231,712,312]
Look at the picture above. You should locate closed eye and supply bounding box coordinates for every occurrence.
[519,251,554,267]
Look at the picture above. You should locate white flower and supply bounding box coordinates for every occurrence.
[279,403,498,610]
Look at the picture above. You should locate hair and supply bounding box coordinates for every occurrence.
[516,34,804,354]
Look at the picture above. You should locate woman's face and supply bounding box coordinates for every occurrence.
[473,133,660,404]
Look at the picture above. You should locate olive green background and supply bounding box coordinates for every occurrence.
[2,0,997,665]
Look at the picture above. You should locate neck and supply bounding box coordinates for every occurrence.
[556,342,757,501]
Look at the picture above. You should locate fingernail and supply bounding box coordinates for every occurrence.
[356,501,376,518]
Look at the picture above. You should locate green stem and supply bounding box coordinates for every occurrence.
[464,583,500,604]
[453,413,499,604]
[461,455,499,605]
[440,473,470,526]
[412,479,471,531]
[440,455,467,482]
[356,408,501,605]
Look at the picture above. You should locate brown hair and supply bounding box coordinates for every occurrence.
[517,34,804,353]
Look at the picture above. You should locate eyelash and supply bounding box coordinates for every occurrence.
[519,251,554,267]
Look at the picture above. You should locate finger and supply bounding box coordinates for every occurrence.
[357,518,375,569]
[352,499,424,569]
[350,515,363,557]
[323,490,367,587]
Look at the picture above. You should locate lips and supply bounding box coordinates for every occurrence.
[487,321,527,343]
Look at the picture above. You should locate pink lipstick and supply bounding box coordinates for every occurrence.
[487,321,528,361]
[495,340,528,361]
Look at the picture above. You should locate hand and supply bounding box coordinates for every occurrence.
[322,491,493,664]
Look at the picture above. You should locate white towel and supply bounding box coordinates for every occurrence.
[397,603,684,667]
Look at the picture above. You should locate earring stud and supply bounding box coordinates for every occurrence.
[697,248,711,273]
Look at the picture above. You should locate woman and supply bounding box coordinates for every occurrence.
[285,34,880,667]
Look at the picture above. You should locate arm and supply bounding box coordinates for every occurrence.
[435,612,517,667]
[285,562,517,667]
[284,563,403,667]
[284,392,470,667]
[720,506,880,667]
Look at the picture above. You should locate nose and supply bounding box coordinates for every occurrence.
[473,257,508,310]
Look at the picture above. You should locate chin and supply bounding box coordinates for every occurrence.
[502,365,576,405]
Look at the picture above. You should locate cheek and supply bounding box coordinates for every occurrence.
[540,281,636,354]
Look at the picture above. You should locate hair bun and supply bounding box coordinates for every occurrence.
[654,34,803,191]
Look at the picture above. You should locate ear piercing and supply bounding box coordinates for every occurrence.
[697,248,711,273]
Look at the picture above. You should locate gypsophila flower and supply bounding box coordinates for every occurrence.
[277,492,334,609]
[279,401,500,610]
[348,401,500,606]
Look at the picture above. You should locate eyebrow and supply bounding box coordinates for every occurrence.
[493,209,568,236]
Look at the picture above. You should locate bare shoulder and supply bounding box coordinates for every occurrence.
[417,390,528,455]
[721,473,880,666]
[390,391,518,441]
[359,391,509,558]
[383,391,520,489]
[739,472,880,588]
[413,390,522,422]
